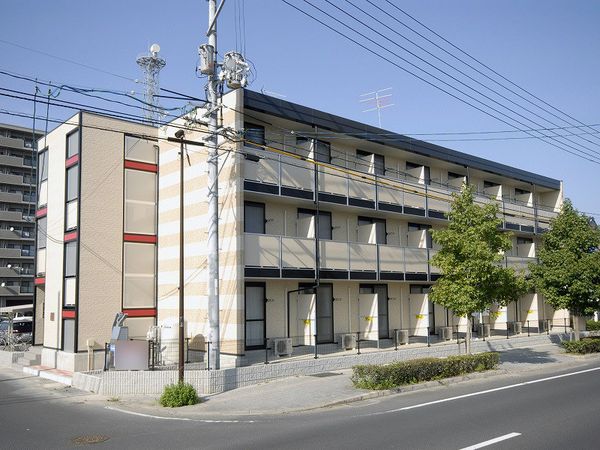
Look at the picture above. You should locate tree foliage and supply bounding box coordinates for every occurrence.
[529,200,600,317]
[429,184,527,324]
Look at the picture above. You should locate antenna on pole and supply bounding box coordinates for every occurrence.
[359,87,394,129]
[136,43,166,125]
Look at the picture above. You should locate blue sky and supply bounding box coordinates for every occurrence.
[1,0,599,218]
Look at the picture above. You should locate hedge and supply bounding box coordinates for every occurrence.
[563,337,600,354]
[351,352,500,390]
[586,320,600,331]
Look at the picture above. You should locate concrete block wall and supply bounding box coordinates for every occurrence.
[78,333,567,396]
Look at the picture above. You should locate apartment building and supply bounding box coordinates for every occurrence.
[1,123,43,309]
[35,112,157,371]
[155,90,567,367]
[36,90,567,372]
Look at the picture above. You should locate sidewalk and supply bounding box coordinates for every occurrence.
[107,341,600,418]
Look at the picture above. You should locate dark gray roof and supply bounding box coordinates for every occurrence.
[243,90,561,190]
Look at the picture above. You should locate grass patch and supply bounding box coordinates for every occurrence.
[563,337,600,354]
[159,382,200,407]
[351,352,499,390]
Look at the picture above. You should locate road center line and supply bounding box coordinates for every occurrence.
[104,406,256,423]
[459,432,521,450]
[368,365,600,416]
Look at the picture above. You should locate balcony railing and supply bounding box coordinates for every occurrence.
[243,147,558,231]
[244,233,537,280]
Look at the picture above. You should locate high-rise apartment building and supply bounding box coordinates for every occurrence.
[0,123,43,310]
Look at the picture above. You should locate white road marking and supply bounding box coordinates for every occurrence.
[104,406,255,423]
[460,432,521,450]
[369,365,600,416]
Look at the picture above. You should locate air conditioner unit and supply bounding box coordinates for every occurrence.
[340,333,356,350]
[272,338,293,357]
[439,326,453,341]
[394,329,409,345]
[509,321,522,334]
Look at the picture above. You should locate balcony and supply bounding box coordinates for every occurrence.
[244,233,437,281]
[0,285,33,297]
[0,267,33,277]
[0,191,23,203]
[505,256,537,274]
[243,147,557,232]
[0,154,25,168]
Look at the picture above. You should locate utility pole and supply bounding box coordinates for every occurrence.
[206,0,221,370]
[198,0,250,371]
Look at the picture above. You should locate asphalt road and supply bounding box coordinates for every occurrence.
[1,362,600,450]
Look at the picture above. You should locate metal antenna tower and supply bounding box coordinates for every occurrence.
[136,43,166,125]
[360,87,394,128]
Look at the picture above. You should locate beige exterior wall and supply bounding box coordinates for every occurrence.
[77,114,156,351]
[158,89,245,356]
[40,114,78,350]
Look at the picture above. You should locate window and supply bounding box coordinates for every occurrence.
[66,130,79,158]
[124,169,157,234]
[448,171,464,180]
[410,284,431,294]
[66,166,79,201]
[38,149,48,207]
[515,188,530,196]
[123,242,156,308]
[64,241,77,277]
[517,237,533,245]
[408,223,432,248]
[484,180,500,189]
[36,217,47,276]
[245,283,265,349]
[357,150,385,175]
[297,208,332,240]
[62,319,76,352]
[125,135,158,164]
[244,123,265,150]
[406,162,430,185]
[314,140,331,164]
[244,201,265,234]
[358,216,387,244]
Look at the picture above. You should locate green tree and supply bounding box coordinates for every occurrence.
[529,200,600,340]
[429,184,527,353]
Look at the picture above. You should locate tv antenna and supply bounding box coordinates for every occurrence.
[136,43,166,125]
[359,87,394,128]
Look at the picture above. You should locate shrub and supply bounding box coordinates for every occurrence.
[159,382,199,407]
[351,352,499,390]
[586,320,600,331]
[563,337,600,354]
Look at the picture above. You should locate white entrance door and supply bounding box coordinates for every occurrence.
[358,293,378,341]
[297,293,316,346]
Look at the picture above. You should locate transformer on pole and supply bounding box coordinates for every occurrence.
[136,44,166,126]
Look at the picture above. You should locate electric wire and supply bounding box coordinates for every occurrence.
[343,0,600,154]
[382,0,600,147]
[287,0,600,164]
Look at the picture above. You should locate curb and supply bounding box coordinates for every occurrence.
[315,369,510,410]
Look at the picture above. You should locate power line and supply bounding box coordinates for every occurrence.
[288,0,600,164]
[344,0,600,153]
[0,38,136,82]
[382,0,600,147]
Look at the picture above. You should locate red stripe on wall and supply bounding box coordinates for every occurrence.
[34,277,45,285]
[124,160,158,173]
[123,308,157,317]
[65,154,79,168]
[35,208,47,218]
[62,310,76,319]
[123,233,157,244]
[64,231,78,242]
